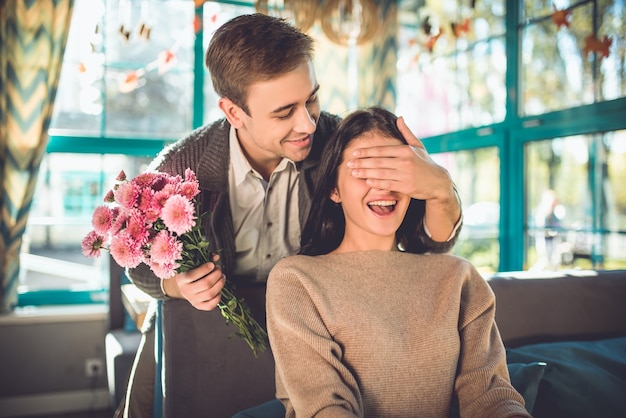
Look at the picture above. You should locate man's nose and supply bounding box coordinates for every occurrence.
[294,106,316,134]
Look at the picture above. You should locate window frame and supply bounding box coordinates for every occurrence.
[21,0,626,306]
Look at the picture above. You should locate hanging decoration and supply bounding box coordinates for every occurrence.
[118,0,132,42]
[253,0,381,46]
[451,17,471,38]
[119,42,180,93]
[117,0,153,42]
[551,5,571,29]
[549,4,612,61]
[410,0,477,57]
[417,15,443,53]
[319,0,380,46]
[583,34,613,59]
[256,0,318,32]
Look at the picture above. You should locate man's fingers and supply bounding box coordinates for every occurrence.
[397,115,425,149]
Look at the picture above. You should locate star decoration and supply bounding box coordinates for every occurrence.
[551,5,572,30]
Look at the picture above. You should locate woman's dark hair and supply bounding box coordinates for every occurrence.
[300,106,428,256]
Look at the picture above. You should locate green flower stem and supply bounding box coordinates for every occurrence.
[217,282,268,357]
[176,214,268,358]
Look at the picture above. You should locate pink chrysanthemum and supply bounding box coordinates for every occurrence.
[180,181,200,200]
[81,230,105,258]
[92,205,114,235]
[151,174,168,192]
[161,194,196,235]
[132,172,159,188]
[109,230,144,268]
[125,208,150,246]
[108,207,123,235]
[153,189,172,210]
[149,260,178,280]
[104,189,115,203]
[137,188,153,213]
[184,168,197,183]
[161,182,180,196]
[114,181,140,209]
[149,230,182,265]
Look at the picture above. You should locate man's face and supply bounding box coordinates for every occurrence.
[234,60,321,167]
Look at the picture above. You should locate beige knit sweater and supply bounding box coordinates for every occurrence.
[266,251,531,418]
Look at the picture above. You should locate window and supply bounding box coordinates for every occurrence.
[520,0,625,116]
[20,0,626,305]
[525,130,626,270]
[434,147,501,274]
[20,0,255,305]
[397,0,507,138]
[402,0,625,273]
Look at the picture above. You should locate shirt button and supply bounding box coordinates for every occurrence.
[267,222,273,228]
[265,254,271,259]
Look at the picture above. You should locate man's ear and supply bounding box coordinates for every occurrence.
[218,97,245,128]
[330,188,341,203]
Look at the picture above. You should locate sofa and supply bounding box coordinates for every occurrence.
[158,269,626,418]
[486,269,626,418]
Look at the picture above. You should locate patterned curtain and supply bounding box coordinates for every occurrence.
[0,0,74,313]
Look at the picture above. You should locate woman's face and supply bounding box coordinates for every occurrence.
[330,131,411,252]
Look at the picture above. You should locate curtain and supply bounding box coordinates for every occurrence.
[0,0,74,313]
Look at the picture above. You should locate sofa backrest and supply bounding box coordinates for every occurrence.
[487,269,626,348]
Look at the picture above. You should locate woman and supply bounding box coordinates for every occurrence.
[266,107,530,417]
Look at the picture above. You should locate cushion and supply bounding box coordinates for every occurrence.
[506,336,626,418]
[231,399,284,418]
[507,361,546,413]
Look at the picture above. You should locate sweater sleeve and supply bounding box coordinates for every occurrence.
[266,262,362,418]
[455,262,531,418]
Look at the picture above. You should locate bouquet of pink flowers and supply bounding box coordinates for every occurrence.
[81,168,267,356]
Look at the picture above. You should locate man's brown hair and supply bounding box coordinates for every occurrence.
[205,13,315,115]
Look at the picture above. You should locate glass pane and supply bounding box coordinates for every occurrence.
[523,0,576,20]
[397,0,506,137]
[520,4,594,116]
[51,0,196,139]
[50,0,105,135]
[202,2,256,125]
[603,130,626,268]
[525,137,592,270]
[21,154,152,292]
[520,0,625,116]
[103,0,195,138]
[433,147,500,275]
[599,1,626,101]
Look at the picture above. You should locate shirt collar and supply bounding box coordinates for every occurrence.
[229,125,297,186]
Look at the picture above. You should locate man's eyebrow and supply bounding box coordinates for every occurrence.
[270,85,320,115]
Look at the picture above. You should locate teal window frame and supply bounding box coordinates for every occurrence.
[21,0,626,306]
[423,1,626,272]
[18,3,211,307]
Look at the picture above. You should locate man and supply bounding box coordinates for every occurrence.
[118,13,462,418]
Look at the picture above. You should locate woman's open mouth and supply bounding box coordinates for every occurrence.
[367,200,397,215]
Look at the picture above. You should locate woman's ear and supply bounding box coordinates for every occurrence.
[330,188,341,203]
[218,97,245,128]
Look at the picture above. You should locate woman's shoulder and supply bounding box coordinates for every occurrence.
[272,254,325,271]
